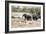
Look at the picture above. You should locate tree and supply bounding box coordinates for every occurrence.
[12,6,16,12]
[30,8,35,14]
[35,7,41,15]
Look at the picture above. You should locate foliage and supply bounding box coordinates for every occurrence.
[12,6,41,15]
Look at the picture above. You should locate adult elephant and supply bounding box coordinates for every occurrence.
[22,14,32,21]
[22,14,33,24]
[32,14,41,20]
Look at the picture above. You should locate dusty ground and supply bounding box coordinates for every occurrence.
[11,12,41,28]
[11,18,41,28]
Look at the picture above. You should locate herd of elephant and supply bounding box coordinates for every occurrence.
[22,14,41,21]
[12,13,41,24]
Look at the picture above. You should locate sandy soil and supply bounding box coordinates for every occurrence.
[11,12,41,28]
[11,18,41,28]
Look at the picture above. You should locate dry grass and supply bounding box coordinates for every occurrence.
[11,18,41,28]
[11,12,41,28]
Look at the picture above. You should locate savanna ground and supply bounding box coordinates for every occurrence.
[11,17,41,28]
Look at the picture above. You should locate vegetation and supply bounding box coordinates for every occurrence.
[12,6,41,15]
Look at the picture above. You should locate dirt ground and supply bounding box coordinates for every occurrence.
[11,18,41,28]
